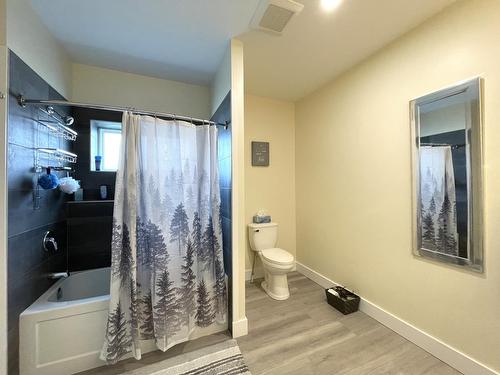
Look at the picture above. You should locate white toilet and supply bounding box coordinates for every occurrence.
[248,222,295,300]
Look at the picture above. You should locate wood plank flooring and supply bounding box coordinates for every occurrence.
[79,272,461,375]
[77,332,232,375]
[238,272,461,375]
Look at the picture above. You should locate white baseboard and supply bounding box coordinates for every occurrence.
[295,262,498,375]
[232,317,248,338]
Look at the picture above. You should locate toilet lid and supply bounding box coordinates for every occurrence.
[261,248,294,265]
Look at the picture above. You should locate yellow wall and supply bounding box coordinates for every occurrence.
[72,63,211,119]
[295,0,500,370]
[245,95,296,275]
[7,0,72,98]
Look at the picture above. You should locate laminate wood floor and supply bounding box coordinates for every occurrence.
[79,272,461,375]
[238,272,461,375]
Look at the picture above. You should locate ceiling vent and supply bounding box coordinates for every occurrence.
[250,0,304,35]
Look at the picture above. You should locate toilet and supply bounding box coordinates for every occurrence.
[248,222,295,300]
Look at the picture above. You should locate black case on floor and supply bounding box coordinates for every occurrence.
[325,286,360,315]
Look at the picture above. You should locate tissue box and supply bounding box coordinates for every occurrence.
[253,215,271,223]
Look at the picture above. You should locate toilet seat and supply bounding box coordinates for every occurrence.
[261,248,294,266]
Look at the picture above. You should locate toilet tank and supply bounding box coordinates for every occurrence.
[248,223,278,251]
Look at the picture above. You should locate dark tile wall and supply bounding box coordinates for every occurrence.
[71,107,121,200]
[66,201,113,271]
[7,51,70,374]
[211,93,232,331]
[63,108,120,272]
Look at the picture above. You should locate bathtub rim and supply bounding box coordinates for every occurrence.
[20,267,111,317]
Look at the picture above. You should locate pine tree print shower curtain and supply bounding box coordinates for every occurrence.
[420,145,459,256]
[101,112,227,364]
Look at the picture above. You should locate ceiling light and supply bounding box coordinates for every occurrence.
[321,0,342,12]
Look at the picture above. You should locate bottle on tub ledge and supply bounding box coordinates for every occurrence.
[253,209,271,224]
[74,180,83,201]
[95,155,102,171]
[99,184,108,200]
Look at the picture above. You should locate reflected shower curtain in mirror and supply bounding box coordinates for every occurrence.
[101,112,227,364]
[420,146,459,256]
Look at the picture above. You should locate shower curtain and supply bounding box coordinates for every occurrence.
[420,145,459,256]
[101,112,227,364]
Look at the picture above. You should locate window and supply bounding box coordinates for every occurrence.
[90,120,122,171]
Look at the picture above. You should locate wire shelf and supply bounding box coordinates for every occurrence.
[34,165,74,173]
[36,148,78,164]
[20,94,80,210]
[35,118,78,141]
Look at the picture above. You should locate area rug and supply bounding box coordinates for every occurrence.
[124,339,251,375]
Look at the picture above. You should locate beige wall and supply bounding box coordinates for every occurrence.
[295,0,500,371]
[7,0,72,98]
[72,63,211,119]
[244,95,296,275]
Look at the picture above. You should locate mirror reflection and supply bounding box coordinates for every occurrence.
[412,78,483,271]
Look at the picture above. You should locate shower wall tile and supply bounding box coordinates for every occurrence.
[220,187,231,219]
[219,156,232,189]
[66,200,114,217]
[212,92,232,330]
[71,107,121,200]
[7,143,36,191]
[221,216,232,276]
[66,201,113,271]
[8,188,68,236]
[7,51,70,375]
[218,128,232,160]
[7,221,67,328]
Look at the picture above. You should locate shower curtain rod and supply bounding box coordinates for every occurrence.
[420,143,466,149]
[18,95,229,129]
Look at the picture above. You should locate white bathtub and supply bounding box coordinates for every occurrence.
[19,268,111,375]
[19,267,228,375]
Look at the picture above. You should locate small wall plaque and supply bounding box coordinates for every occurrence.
[251,141,269,166]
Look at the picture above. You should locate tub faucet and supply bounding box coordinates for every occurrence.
[48,272,69,280]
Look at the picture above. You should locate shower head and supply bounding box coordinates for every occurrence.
[64,116,74,126]
[46,106,74,126]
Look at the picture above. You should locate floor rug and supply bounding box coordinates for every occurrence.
[123,339,251,375]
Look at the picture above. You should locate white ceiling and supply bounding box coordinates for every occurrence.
[240,0,456,100]
[31,0,455,101]
[31,0,260,85]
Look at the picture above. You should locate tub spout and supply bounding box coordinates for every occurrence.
[48,272,69,280]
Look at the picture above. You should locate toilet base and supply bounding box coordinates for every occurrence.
[261,280,290,301]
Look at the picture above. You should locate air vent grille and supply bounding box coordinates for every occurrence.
[251,0,304,35]
[259,4,295,33]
